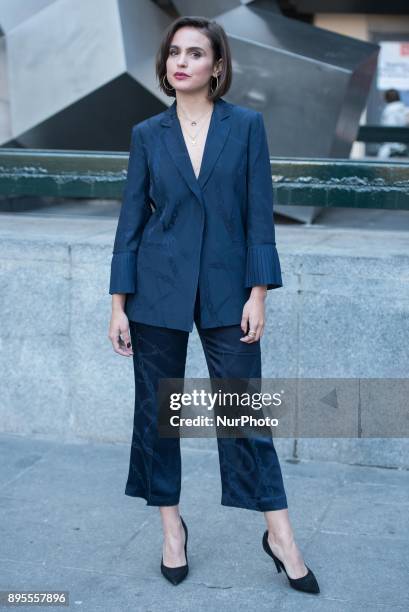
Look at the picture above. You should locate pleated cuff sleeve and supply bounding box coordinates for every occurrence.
[245,243,283,290]
[109,251,137,295]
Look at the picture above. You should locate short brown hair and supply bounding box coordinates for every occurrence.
[155,16,232,101]
[384,88,400,104]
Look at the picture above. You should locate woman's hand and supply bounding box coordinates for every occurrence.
[108,305,134,357]
[240,286,267,343]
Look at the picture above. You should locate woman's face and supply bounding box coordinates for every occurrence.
[166,26,220,95]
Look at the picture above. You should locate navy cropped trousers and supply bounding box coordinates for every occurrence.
[125,288,288,512]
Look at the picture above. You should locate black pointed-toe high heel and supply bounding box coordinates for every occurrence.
[262,530,320,594]
[160,516,189,585]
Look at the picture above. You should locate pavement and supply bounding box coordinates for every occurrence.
[0,431,408,611]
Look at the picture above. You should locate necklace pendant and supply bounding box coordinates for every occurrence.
[191,121,197,126]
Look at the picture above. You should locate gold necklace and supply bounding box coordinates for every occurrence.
[177,105,213,146]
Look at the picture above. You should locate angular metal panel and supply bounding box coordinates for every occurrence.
[0,0,56,33]
[2,0,173,150]
[215,4,379,157]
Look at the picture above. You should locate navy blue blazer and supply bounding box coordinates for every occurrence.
[109,96,283,332]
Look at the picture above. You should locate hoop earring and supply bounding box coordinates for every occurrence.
[210,74,219,95]
[162,74,174,91]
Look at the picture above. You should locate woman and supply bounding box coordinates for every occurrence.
[108,16,319,594]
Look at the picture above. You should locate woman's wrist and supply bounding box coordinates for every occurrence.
[251,285,267,299]
[112,294,126,312]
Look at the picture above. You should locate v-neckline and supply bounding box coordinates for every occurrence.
[174,103,216,183]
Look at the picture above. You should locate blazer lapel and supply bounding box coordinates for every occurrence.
[161,97,231,204]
